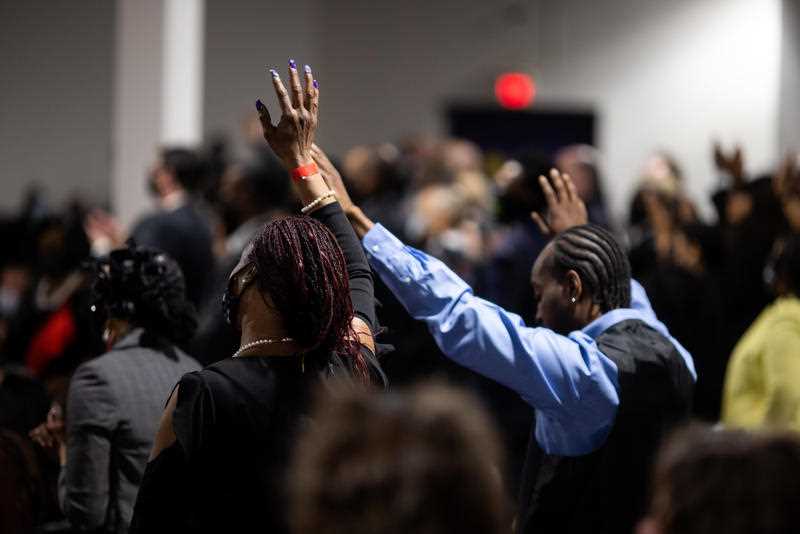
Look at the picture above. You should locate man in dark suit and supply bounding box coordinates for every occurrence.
[131,148,215,307]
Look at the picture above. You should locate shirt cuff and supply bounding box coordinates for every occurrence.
[363,223,405,259]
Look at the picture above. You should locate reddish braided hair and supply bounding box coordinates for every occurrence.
[250,216,369,383]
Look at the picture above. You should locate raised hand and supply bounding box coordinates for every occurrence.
[29,402,66,463]
[713,141,745,187]
[531,168,588,236]
[774,153,800,198]
[256,60,319,169]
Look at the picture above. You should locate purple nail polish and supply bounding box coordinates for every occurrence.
[289,59,297,70]
[270,69,279,79]
[304,64,312,74]
[255,99,264,111]
[313,79,319,89]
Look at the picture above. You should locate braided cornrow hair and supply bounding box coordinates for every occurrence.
[551,224,631,312]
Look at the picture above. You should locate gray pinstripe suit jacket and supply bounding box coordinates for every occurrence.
[58,328,200,534]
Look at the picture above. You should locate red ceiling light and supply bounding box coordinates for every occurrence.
[495,72,536,110]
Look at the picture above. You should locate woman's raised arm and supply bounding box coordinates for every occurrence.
[255,60,375,354]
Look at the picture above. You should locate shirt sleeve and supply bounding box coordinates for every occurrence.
[60,362,118,530]
[363,224,620,455]
[310,201,376,330]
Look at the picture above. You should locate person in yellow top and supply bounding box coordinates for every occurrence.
[722,235,800,431]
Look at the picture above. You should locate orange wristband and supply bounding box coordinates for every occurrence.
[291,162,319,181]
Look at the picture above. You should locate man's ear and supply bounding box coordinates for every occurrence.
[565,270,582,303]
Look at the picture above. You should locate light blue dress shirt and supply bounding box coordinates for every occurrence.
[363,224,696,456]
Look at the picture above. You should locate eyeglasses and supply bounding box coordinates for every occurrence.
[222,263,256,327]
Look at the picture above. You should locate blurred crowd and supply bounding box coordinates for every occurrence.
[2,104,800,533]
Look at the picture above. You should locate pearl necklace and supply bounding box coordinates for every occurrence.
[232,337,295,358]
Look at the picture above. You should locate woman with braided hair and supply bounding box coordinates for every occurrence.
[130,61,384,533]
[29,243,201,534]
[320,144,696,532]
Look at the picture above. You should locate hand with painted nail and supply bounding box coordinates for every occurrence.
[256,60,319,169]
[531,168,588,236]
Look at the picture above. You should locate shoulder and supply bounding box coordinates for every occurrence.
[765,299,800,329]
[68,358,118,419]
[71,357,111,388]
[596,317,665,343]
[173,347,202,372]
[175,361,239,402]
[131,211,167,233]
[596,318,691,378]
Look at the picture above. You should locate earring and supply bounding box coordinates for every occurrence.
[570,297,576,303]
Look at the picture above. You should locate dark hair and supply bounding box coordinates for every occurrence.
[161,147,205,191]
[772,233,800,296]
[497,150,552,223]
[241,153,292,212]
[0,429,46,532]
[290,382,510,534]
[34,203,91,276]
[551,224,631,312]
[248,216,368,381]
[647,424,800,534]
[90,243,197,344]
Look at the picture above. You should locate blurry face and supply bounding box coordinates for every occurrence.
[219,166,248,230]
[530,244,576,334]
[147,158,175,198]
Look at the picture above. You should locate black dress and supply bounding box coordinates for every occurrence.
[130,202,387,533]
[130,350,381,533]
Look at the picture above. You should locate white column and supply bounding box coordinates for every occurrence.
[111,0,205,229]
[161,0,205,145]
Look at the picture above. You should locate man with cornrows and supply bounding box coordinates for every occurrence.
[315,153,696,534]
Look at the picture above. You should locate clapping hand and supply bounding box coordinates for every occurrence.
[531,169,588,236]
[256,60,319,169]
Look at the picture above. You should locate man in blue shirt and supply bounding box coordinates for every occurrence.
[316,148,696,534]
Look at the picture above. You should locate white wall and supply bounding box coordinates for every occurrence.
[780,0,800,154]
[562,0,781,217]
[307,0,782,218]
[0,0,787,223]
[0,0,115,212]
[203,0,317,156]
[112,0,206,229]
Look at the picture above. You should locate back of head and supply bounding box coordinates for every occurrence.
[241,151,292,213]
[161,147,205,192]
[770,233,800,297]
[34,204,91,277]
[249,216,368,380]
[90,243,197,345]
[290,382,509,534]
[496,149,552,223]
[551,224,631,312]
[646,424,800,534]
